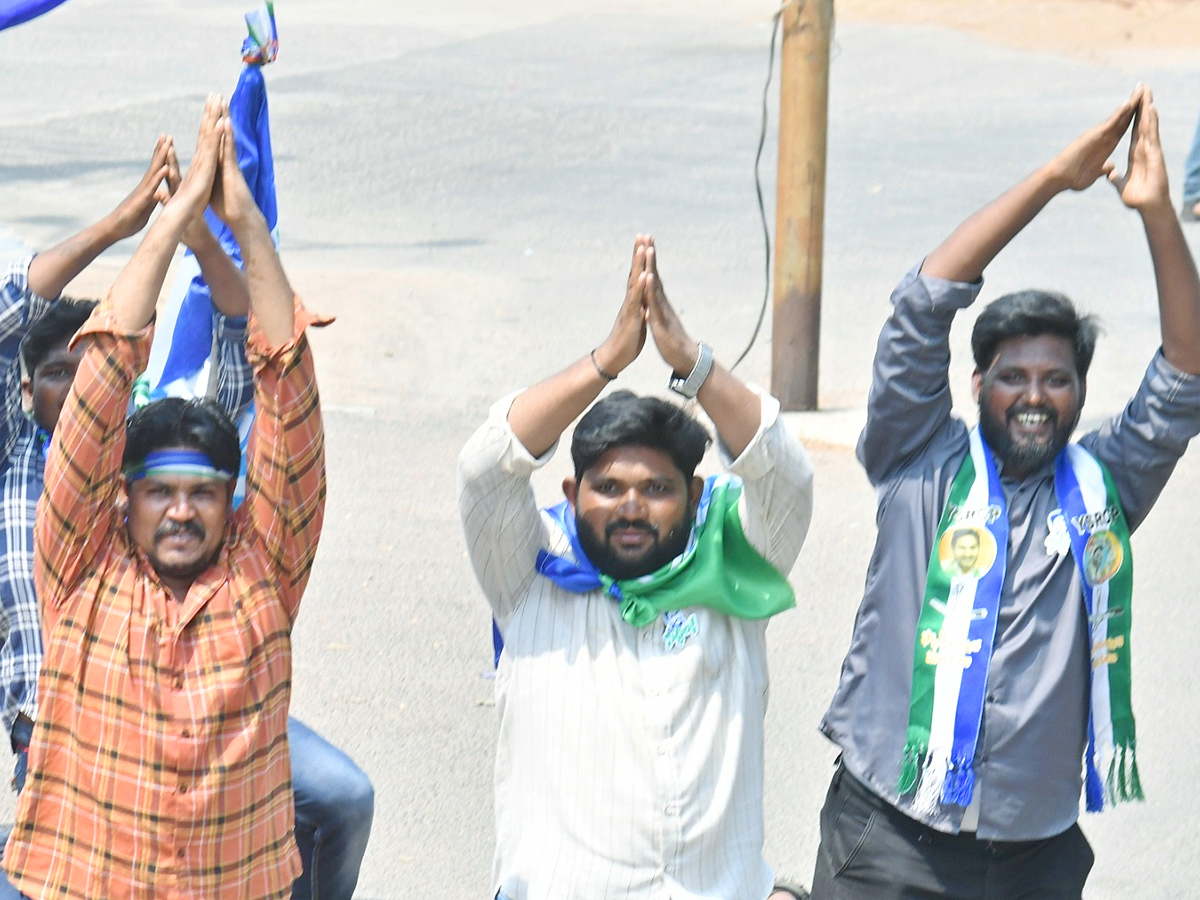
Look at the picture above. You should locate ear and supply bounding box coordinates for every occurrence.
[1078,377,1087,408]
[20,375,32,415]
[971,368,983,403]
[562,477,579,509]
[689,476,704,517]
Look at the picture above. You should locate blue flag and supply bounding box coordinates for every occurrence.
[0,0,70,31]
[141,4,279,505]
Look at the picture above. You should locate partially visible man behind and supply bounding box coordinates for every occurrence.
[459,236,813,899]
[4,94,329,900]
[0,140,178,807]
[814,87,1200,898]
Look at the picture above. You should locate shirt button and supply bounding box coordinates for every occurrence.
[181,729,191,739]
[986,693,996,703]
[177,848,185,859]
[179,783,188,794]
[174,678,184,689]
[643,632,652,643]
[664,805,675,815]
[657,745,667,756]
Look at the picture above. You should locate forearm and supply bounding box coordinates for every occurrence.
[1141,202,1200,374]
[231,209,293,347]
[27,214,127,300]
[922,164,1065,282]
[696,362,760,459]
[189,226,250,318]
[507,353,612,458]
[107,206,190,331]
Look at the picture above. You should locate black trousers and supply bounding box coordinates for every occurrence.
[811,763,1094,900]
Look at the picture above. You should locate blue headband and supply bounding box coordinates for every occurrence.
[124,449,235,483]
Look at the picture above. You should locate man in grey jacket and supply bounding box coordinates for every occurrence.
[814,87,1200,899]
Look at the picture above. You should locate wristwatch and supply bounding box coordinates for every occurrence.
[668,341,714,399]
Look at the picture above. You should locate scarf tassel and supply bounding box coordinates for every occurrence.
[942,758,975,807]
[1085,754,1106,813]
[897,741,925,795]
[1105,743,1144,806]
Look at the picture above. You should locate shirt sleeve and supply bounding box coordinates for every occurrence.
[0,257,55,462]
[211,310,254,421]
[239,298,331,620]
[457,392,554,628]
[1080,350,1200,530]
[724,386,813,577]
[857,263,982,485]
[34,302,151,624]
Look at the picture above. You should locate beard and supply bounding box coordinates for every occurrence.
[575,514,693,580]
[978,393,1077,476]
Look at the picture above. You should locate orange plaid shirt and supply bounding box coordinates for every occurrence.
[4,298,329,900]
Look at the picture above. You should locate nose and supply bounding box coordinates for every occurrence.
[616,488,645,517]
[1025,376,1047,405]
[166,491,194,520]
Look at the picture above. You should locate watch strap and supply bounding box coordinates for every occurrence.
[669,342,714,399]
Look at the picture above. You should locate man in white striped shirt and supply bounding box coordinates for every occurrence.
[458,236,813,900]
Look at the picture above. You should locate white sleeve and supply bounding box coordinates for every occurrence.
[457,392,556,627]
[724,385,813,578]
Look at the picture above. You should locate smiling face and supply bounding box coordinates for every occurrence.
[952,530,980,573]
[563,444,702,580]
[125,451,233,596]
[22,337,85,433]
[973,334,1083,480]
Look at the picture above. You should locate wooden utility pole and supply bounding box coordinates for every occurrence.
[771,0,833,411]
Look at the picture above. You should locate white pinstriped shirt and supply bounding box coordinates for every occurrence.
[458,387,812,900]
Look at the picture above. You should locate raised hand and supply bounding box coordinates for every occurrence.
[592,235,650,377]
[1109,89,1171,213]
[209,114,261,232]
[166,93,224,224]
[108,135,173,241]
[644,240,698,376]
[1046,85,1142,192]
[156,137,218,252]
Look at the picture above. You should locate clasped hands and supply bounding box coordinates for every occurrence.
[1048,84,1171,214]
[592,234,701,381]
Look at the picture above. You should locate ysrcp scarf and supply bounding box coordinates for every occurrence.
[535,474,794,628]
[898,428,1139,815]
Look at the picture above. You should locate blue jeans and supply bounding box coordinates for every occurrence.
[1184,108,1200,204]
[289,717,375,900]
[0,717,373,900]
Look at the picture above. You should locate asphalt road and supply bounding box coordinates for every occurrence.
[1,2,1199,897]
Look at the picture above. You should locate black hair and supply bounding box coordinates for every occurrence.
[571,390,711,481]
[123,397,240,477]
[971,290,1101,378]
[950,527,978,546]
[21,297,98,373]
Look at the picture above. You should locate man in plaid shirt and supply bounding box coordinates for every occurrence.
[3,95,330,900]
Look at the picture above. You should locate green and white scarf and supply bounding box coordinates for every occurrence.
[536,474,795,628]
[898,428,1140,815]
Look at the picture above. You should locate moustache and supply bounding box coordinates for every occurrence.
[605,520,659,540]
[154,520,206,543]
